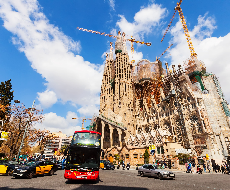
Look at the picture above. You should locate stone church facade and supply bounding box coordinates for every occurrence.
[95,32,230,165]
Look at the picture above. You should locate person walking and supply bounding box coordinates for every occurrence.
[203,163,206,173]
[221,164,225,174]
[207,163,211,173]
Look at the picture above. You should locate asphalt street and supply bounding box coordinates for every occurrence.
[0,169,230,190]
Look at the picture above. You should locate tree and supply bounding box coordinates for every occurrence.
[114,154,120,161]
[60,145,68,155]
[2,103,43,159]
[175,153,191,165]
[34,129,55,155]
[0,79,14,120]
[144,148,150,164]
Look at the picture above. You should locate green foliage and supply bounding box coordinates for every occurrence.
[114,154,120,160]
[60,145,68,154]
[175,153,191,165]
[143,148,150,164]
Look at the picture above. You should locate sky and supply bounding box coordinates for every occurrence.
[0,0,229,136]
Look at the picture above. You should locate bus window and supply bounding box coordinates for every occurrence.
[72,132,101,147]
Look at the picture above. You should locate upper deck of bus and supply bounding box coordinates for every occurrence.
[71,130,101,148]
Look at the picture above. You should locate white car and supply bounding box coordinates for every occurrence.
[141,164,175,179]
[138,164,151,176]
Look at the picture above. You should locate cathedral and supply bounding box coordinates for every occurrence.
[95,32,230,166]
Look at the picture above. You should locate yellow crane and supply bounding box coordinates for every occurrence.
[157,44,173,61]
[161,0,197,58]
[77,27,152,63]
[72,117,93,130]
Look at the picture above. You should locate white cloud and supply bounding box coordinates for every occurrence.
[37,90,57,108]
[116,3,167,39]
[114,2,166,64]
[167,13,230,103]
[0,0,103,115]
[34,111,81,136]
[108,0,115,11]
[78,104,100,116]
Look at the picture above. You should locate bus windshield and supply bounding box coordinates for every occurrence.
[72,132,101,147]
[66,147,100,169]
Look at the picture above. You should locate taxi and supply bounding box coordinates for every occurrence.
[0,160,19,176]
[13,160,57,179]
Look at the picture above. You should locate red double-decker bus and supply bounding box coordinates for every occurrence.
[64,130,101,182]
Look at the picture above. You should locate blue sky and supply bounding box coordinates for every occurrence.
[0,0,230,135]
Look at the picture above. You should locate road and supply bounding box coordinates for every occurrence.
[0,169,230,190]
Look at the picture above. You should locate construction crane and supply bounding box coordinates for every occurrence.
[161,0,197,58]
[156,44,173,61]
[161,0,183,43]
[77,27,152,63]
[72,117,93,130]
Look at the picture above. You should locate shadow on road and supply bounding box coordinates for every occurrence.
[72,185,149,190]
[0,188,53,190]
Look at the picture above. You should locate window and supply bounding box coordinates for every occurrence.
[126,154,129,158]
[133,154,138,158]
[157,147,160,154]
[140,154,143,158]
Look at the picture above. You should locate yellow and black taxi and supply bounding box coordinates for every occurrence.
[0,160,20,176]
[13,160,57,179]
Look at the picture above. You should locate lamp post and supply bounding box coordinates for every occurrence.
[17,100,35,162]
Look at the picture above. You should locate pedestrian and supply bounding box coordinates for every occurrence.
[217,164,220,172]
[207,163,211,173]
[221,164,225,174]
[203,163,206,173]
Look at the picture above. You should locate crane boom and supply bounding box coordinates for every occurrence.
[161,0,183,42]
[77,27,151,46]
[161,0,197,58]
[157,44,173,60]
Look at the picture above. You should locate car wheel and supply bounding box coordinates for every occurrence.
[49,169,54,176]
[140,172,144,177]
[8,169,13,176]
[157,173,163,180]
[26,172,33,179]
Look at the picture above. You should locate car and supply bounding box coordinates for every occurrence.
[141,164,175,179]
[0,160,21,176]
[13,161,57,179]
[103,161,115,170]
[138,164,151,176]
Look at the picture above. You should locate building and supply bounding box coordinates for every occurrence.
[95,32,230,165]
[44,131,72,158]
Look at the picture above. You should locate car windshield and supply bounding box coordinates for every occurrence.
[26,162,37,166]
[0,160,7,165]
[57,161,62,163]
[8,161,19,165]
[154,165,164,169]
[66,147,100,169]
